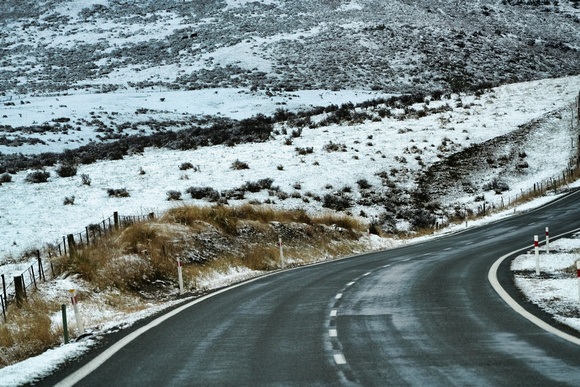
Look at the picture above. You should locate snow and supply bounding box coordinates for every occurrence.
[511,232,580,332]
[1,75,580,384]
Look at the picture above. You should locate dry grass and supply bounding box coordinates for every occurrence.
[0,296,61,367]
[163,204,365,234]
[1,204,371,368]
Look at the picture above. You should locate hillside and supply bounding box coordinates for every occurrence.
[0,0,579,95]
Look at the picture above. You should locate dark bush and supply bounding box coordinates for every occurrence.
[295,147,314,155]
[166,190,182,201]
[25,171,50,183]
[482,178,509,193]
[80,173,91,186]
[179,162,194,171]
[322,194,351,211]
[0,173,12,183]
[107,188,130,198]
[323,142,347,152]
[63,196,75,205]
[56,164,77,178]
[231,159,249,170]
[357,179,372,189]
[185,186,220,201]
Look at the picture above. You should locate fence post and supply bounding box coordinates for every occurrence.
[49,251,55,277]
[62,304,69,344]
[37,250,45,282]
[14,276,25,306]
[114,212,119,230]
[67,234,76,258]
[1,294,5,321]
[63,236,67,256]
[86,227,90,246]
[1,274,6,308]
[30,266,37,289]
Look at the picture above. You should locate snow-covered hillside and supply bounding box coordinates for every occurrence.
[0,0,579,95]
[1,76,579,262]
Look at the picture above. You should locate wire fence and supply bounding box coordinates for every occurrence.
[1,211,157,322]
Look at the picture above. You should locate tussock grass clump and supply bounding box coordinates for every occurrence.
[0,296,61,368]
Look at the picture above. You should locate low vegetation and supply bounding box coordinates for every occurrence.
[0,204,369,367]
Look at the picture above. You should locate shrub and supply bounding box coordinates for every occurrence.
[323,142,347,152]
[186,186,220,201]
[277,165,284,171]
[56,164,77,178]
[231,159,249,170]
[179,162,194,171]
[80,173,91,186]
[322,194,351,211]
[0,173,12,183]
[107,188,130,198]
[482,178,509,193]
[63,196,75,205]
[357,179,372,189]
[166,190,182,201]
[295,147,314,155]
[25,171,50,183]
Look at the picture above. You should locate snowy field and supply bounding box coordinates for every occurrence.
[511,234,580,332]
[1,75,579,262]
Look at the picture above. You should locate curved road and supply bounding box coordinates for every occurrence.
[49,191,580,386]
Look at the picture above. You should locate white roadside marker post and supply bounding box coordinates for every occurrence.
[278,237,285,269]
[534,235,540,276]
[577,261,580,302]
[177,258,184,295]
[69,289,84,335]
[545,227,550,254]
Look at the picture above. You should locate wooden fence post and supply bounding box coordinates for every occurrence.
[114,212,119,230]
[14,276,25,306]
[67,234,76,258]
[37,250,45,282]
[1,274,6,308]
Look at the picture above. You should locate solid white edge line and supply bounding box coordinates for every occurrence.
[54,274,272,387]
[488,227,580,346]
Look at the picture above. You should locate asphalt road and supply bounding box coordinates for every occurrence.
[50,191,580,386]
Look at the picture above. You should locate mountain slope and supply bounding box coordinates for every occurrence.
[0,0,579,95]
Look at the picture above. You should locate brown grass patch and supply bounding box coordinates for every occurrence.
[0,296,61,368]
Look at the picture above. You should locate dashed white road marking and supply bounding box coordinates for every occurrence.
[334,353,347,365]
[402,258,411,262]
[330,309,337,317]
[335,293,342,299]
[346,281,355,287]
[329,329,337,337]
[363,272,371,276]
[444,247,452,251]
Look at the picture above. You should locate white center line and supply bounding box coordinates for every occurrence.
[330,309,337,317]
[334,353,347,365]
[346,281,355,287]
[329,329,337,337]
[335,293,342,299]
[363,272,371,276]
[444,247,452,251]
